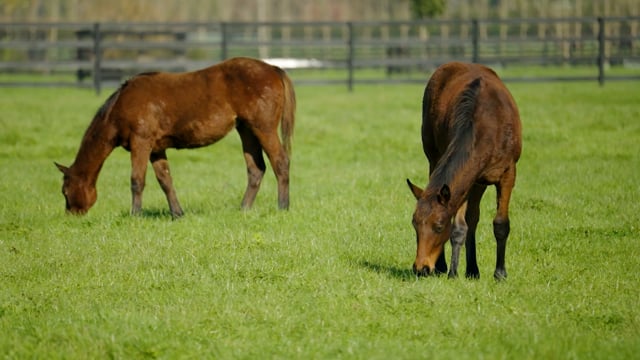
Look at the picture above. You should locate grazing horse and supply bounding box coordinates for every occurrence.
[407,62,522,280]
[55,57,296,218]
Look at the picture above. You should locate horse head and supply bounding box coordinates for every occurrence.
[55,162,97,215]
[407,180,453,276]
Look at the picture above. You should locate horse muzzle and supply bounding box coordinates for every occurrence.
[413,263,435,277]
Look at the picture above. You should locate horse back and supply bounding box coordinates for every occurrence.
[106,57,287,151]
[204,57,287,121]
[422,62,522,167]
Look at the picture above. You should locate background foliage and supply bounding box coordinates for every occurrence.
[0,0,637,23]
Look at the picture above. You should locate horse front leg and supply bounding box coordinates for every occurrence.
[493,167,516,281]
[130,142,151,216]
[434,249,448,274]
[448,202,468,278]
[151,151,184,219]
[465,184,487,279]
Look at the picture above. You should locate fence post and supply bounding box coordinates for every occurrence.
[221,22,228,61]
[597,17,605,86]
[471,19,479,63]
[347,22,354,92]
[92,22,102,95]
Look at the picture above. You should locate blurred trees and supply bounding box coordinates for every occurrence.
[410,0,446,19]
[0,0,637,22]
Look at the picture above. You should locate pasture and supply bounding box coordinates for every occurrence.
[0,77,639,358]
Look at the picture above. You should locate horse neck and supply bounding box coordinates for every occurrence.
[427,147,482,211]
[70,121,116,186]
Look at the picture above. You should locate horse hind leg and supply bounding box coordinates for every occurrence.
[264,138,289,210]
[150,151,184,219]
[255,128,289,210]
[237,121,267,210]
[448,201,468,278]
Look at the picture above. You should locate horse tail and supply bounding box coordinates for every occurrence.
[277,68,296,156]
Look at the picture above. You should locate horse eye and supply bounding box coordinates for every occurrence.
[433,225,444,234]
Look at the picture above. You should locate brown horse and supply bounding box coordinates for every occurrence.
[55,57,295,218]
[407,62,522,280]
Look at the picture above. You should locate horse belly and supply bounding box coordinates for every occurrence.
[477,161,514,185]
[168,116,235,149]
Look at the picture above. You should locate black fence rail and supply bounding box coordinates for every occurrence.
[0,17,639,93]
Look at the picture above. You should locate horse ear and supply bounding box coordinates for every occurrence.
[437,184,451,205]
[54,162,69,174]
[406,179,423,200]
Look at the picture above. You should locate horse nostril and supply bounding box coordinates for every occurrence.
[413,264,432,277]
[421,267,431,277]
[413,264,424,277]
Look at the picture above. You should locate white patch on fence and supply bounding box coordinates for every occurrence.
[262,58,325,69]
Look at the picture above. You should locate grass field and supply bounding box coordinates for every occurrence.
[0,77,639,359]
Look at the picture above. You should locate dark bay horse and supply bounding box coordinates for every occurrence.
[56,57,295,218]
[407,62,522,280]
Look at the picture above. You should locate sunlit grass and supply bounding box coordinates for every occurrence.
[0,79,639,358]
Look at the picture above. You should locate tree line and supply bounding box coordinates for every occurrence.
[1,0,637,23]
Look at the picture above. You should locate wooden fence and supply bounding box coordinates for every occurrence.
[0,17,639,93]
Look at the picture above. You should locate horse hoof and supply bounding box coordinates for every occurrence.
[465,272,480,280]
[493,269,507,281]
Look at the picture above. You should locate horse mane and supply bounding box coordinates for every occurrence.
[93,86,121,121]
[91,72,160,120]
[429,77,482,188]
[137,71,159,77]
[77,78,132,152]
[89,71,158,124]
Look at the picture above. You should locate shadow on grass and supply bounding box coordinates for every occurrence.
[115,203,242,220]
[117,208,199,220]
[360,260,416,281]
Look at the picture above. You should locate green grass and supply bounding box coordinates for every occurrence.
[0,79,639,359]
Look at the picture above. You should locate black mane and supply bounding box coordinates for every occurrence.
[429,77,481,188]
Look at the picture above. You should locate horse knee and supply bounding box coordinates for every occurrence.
[131,178,145,194]
[493,219,510,241]
[451,223,468,246]
[247,169,263,187]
